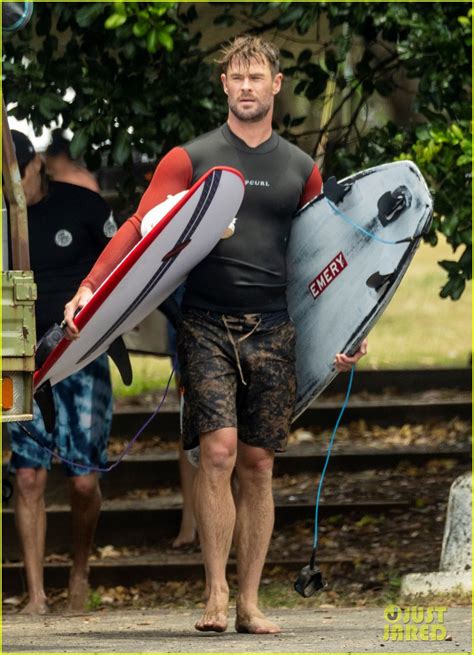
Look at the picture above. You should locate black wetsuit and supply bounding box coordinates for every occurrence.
[182,124,318,313]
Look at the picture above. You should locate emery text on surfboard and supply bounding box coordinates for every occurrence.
[308,251,348,299]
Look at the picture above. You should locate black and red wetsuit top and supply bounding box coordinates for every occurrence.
[82,124,322,313]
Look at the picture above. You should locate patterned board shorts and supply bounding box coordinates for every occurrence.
[177,307,297,452]
[7,354,113,477]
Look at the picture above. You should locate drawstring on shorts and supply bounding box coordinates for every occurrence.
[221,314,262,386]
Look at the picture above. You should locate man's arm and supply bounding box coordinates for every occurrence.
[64,147,193,337]
[299,164,323,208]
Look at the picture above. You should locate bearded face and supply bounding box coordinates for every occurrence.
[222,58,282,124]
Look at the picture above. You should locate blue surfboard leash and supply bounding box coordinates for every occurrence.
[308,196,402,560]
[325,197,409,246]
[312,365,355,552]
[296,193,410,596]
[15,363,176,473]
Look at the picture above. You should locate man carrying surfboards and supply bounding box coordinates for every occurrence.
[64,35,367,633]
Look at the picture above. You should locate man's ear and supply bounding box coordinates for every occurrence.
[221,73,228,95]
[273,72,283,95]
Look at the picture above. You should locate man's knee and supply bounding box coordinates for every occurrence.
[70,473,100,501]
[15,468,47,501]
[237,446,274,480]
[200,430,237,474]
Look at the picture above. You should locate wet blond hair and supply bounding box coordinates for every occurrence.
[217,35,280,77]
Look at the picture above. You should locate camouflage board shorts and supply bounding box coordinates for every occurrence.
[177,307,297,452]
[8,354,113,477]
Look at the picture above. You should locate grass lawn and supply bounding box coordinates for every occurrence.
[111,238,471,397]
[358,237,471,369]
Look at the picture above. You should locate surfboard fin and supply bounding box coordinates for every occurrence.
[34,381,56,433]
[377,186,412,226]
[324,176,352,205]
[366,271,394,291]
[108,336,133,386]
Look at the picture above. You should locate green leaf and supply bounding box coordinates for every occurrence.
[105,14,127,30]
[132,21,150,38]
[325,49,338,74]
[450,123,464,140]
[146,28,159,52]
[112,129,131,166]
[458,16,470,27]
[294,80,307,95]
[199,98,214,110]
[75,3,104,28]
[114,3,127,18]
[131,98,154,116]
[278,6,304,29]
[297,49,313,65]
[38,93,67,120]
[70,128,90,159]
[456,154,472,166]
[438,259,459,273]
[290,116,306,127]
[157,30,174,52]
[213,14,235,27]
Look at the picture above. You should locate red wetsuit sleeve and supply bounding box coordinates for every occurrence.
[81,147,193,292]
[298,163,322,208]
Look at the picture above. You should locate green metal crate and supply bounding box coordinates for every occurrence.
[1,270,37,421]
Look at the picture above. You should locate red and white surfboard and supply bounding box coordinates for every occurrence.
[34,166,245,390]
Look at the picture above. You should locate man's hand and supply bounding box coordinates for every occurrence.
[334,337,368,372]
[63,286,93,340]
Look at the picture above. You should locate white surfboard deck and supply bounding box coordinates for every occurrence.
[287,160,433,419]
[34,166,245,390]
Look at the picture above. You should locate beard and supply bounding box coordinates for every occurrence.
[228,96,272,123]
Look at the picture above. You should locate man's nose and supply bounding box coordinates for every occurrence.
[241,76,252,91]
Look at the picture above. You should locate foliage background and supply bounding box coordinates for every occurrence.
[3,1,472,298]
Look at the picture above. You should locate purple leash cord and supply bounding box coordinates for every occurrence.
[16,364,176,473]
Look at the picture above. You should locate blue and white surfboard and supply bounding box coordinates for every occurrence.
[287,160,433,418]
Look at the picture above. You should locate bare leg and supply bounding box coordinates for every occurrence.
[234,442,280,634]
[173,376,197,548]
[66,473,101,613]
[14,468,48,614]
[194,428,237,632]
[172,442,197,548]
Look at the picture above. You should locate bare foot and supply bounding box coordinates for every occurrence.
[66,569,90,613]
[235,606,281,634]
[172,526,197,549]
[195,592,229,632]
[20,599,49,615]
